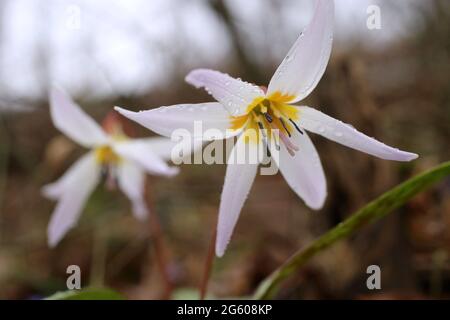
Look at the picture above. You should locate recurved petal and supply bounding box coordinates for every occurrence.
[186,69,265,116]
[136,136,179,160]
[297,106,419,161]
[42,152,98,200]
[50,87,108,147]
[117,160,148,220]
[137,136,203,162]
[267,0,334,103]
[216,134,259,257]
[46,151,100,247]
[115,103,243,141]
[274,130,327,210]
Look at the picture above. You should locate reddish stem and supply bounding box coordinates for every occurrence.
[145,180,173,299]
[200,218,217,300]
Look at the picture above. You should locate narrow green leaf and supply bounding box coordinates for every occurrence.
[254,161,450,300]
[45,287,125,300]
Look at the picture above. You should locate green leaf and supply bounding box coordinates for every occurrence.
[45,287,125,300]
[254,161,450,300]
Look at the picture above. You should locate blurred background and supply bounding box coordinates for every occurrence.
[0,0,449,299]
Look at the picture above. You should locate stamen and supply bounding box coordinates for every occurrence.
[255,116,272,158]
[256,118,273,156]
[278,130,299,154]
[273,136,280,151]
[264,113,273,123]
[263,119,286,153]
[285,146,296,157]
[279,117,291,137]
[289,118,304,135]
[257,121,266,138]
[266,145,271,158]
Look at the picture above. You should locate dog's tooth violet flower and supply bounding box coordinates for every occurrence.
[42,88,180,247]
[115,0,418,257]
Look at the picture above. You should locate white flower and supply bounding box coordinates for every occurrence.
[43,88,180,247]
[115,0,418,257]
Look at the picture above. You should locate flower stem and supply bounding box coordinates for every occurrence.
[90,226,107,287]
[200,219,217,300]
[254,161,450,300]
[0,115,11,242]
[145,180,173,299]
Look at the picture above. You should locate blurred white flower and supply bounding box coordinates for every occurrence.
[0,97,34,113]
[115,0,418,257]
[42,87,180,247]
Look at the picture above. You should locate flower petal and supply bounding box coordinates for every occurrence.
[216,134,259,257]
[115,103,242,141]
[45,152,100,247]
[50,87,108,147]
[117,160,148,220]
[42,152,97,200]
[267,0,334,103]
[135,137,203,164]
[297,106,419,161]
[137,136,179,160]
[186,69,265,116]
[113,140,179,177]
[275,130,327,210]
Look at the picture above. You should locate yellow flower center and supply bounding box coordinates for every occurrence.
[95,145,121,165]
[230,92,302,155]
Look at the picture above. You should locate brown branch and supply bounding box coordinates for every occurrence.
[209,0,264,83]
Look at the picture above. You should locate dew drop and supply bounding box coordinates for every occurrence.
[286,53,295,62]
